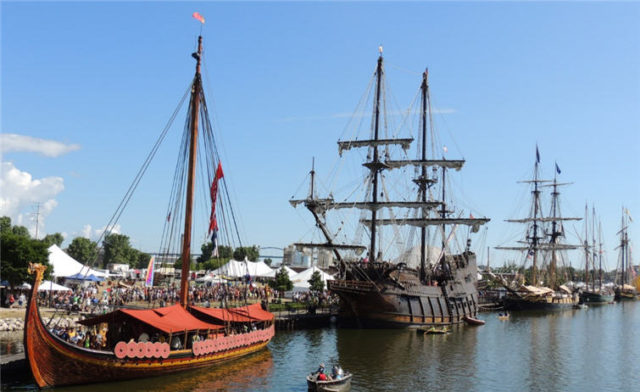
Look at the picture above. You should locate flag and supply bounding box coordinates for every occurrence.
[469,213,475,219]
[144,256,155,287]
[527,249,535,259]
[208,162,224,234]
[555,162,561,174]
[166,212,171,222]
[536,145,540,163]
[443,145,448,153]
[625,208,633,223]
[192,12,205,24]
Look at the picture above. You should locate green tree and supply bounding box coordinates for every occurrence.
[66,237,99,264]
[103,233,133,268]
[0,231,50,287]
[12,225,30,237]
[233,245,259,261]
[197,242,214,264]
[0,216,11,234]
[136,252,151,269]
[264,258,273,267]
[42,233,65,247]
[308,270,325,292]
[273,266,293,294]
[218,245,233,259]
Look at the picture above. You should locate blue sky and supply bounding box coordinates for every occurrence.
[1,1,638,270]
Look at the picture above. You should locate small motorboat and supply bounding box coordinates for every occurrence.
[462,315,485,326]
[307,371,352,392]
[497,312,510,321]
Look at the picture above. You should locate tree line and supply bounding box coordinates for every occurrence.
[0,216,264,288]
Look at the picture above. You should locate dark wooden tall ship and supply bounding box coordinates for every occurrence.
[23,36,274,388]
[496,150,580,310]
[291,51,489,328]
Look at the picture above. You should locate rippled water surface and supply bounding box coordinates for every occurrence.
[2,302,639,391]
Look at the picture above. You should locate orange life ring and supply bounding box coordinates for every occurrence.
[114,341,127,359]
[153,342,162,358]
[126,341,137,358]
[161,342,170,359]
[136,342,146,358]
[144,342,154,358]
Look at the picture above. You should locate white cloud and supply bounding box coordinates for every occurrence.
[0,161,64,236]
[78,223,121,242]
[0,133,80,157]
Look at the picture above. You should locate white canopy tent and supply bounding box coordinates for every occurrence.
[264,265,297,280]
[212,259,274,278]
[47,245,108,278]
[39,280,72,292]
[291,266,334,292]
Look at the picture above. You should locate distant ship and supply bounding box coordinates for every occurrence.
[290,50,489,328]
[614,208,639,301]
[495,149,580,311]
[579,206,614,304]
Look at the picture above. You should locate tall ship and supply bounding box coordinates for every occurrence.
[290,50,489,328]
[614,208,638,300]
[495,149,580,311]
[24,34,274,388]
[579,206,614,304]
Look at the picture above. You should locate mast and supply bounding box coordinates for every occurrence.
[598,220,603,290]
[584,204,589,290]
[549,176,559,288]
[531,153,541,286]
[591,206,597,290]
[419,69,430,282]
[179,35,203,308]
[369,50,383,262]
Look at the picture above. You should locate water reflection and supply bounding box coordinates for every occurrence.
[2,304,639,391]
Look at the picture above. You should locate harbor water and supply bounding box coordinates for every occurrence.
[2,302,639,391]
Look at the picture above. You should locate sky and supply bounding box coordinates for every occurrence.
[1,1,639,271]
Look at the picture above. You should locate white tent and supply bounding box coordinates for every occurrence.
[38,280,72,292]
[212,259,274,278]
[264,265,296,279]
[47,244,108,278]
[291,266,334,291]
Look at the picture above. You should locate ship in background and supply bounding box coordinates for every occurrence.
[290,49,489,328]
[495,149,581,311]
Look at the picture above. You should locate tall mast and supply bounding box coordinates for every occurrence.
[584,204,589,290]
[531,152,540,286]
[549,176,559,288]
[591,206,597,289]
[419,69,429,282]
[179,35,203,308]
[598,220,603,290]
[369,51,383,262]
[620,208,626,286]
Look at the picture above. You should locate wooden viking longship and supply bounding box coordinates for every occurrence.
[24,35,274,388]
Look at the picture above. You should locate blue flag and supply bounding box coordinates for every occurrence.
[555,162,561,174]
[535,146,540,163]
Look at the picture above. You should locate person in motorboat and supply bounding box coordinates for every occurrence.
[315,363,327,381]
[331,365,344,380]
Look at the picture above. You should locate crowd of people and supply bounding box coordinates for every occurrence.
[35,280,277,314]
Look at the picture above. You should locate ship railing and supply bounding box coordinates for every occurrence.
[329,279,376,291]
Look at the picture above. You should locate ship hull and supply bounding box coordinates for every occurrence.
[329,252,480,328]
[580,290,614,304]
[24,266,274,388]
[502,295,577,311]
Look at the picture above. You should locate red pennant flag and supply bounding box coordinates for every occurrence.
[192,12,205,24]
[208,162,224,234]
